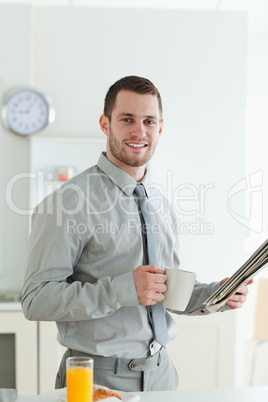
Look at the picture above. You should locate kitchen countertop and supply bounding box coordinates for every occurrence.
[15,386,268,402]
[136,386,268,402]
[0,302,22,311]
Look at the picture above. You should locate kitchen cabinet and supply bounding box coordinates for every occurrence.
[0,305,65,395]
[0,305,38,395]
[167,310,245,389]
[38,322,65,394]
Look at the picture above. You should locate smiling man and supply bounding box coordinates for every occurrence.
[99,89,163,179]
[22,76,251,393]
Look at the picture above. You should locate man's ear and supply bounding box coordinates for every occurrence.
[99,114,110,137]
[159,119,164,137]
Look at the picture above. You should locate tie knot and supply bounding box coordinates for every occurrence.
[134,183,147,198]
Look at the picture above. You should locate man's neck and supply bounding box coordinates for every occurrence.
[105,152,146,182]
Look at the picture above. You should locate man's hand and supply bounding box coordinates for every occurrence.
[133,265,167,306]
[221,277,253,309]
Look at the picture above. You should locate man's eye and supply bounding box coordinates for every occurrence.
[122,118,131,123]
[145,120,155,125]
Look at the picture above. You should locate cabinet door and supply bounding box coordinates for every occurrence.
[0,311,38,395]
[167,310,245,389]
[39,321,65,394]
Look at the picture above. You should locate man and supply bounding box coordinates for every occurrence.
[21,75,250,392]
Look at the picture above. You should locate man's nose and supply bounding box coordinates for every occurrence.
[132,122,146,137]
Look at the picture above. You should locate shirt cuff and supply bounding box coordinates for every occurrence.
[113,271,140,307]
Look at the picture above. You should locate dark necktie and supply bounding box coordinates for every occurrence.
[134,183,168,347]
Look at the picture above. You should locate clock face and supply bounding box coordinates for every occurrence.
[2,89,54,136]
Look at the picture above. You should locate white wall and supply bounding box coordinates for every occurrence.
[244,34,268,387]
[244,35,268,321]
[149,11,248,283]
[0,5,31,285]
[248,35,268,94]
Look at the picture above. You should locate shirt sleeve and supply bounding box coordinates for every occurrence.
[21,191,140,322]
[168,280,231,316]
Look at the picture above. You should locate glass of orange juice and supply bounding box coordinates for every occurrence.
[66,356,94,402]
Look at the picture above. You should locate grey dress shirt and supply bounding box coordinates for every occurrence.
[22,153,226,359]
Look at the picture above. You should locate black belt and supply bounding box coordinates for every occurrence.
[69,348,162,373]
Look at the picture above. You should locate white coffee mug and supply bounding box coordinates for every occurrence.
[162,267,196,311]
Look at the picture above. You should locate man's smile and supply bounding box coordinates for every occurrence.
[125,142,148,148]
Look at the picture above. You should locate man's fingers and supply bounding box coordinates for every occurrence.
[228,293,247,303]
[154,282,167,293]
[138,289,165,305]
[227,300,243,309]
[227,288,248,309]
[144,275,167,293]
[141,264,166,275]
[222,278,253,310]
[133,265,167,306]
[150,291,165,304]
[235,286,248,296]
[154,273,167,284]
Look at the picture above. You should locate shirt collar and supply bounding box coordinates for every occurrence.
[97,152,149,197]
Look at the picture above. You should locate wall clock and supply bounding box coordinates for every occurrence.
[1,88,55,136]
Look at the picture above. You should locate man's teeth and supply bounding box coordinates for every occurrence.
[127,143,146,148]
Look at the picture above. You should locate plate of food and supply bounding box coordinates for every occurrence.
[93,385,140,401]
[43,385,140,402]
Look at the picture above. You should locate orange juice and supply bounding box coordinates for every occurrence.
[67,367,93,402]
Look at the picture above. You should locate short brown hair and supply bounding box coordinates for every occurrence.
[103,75,163,120]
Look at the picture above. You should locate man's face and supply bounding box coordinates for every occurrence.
[100,90,163,173]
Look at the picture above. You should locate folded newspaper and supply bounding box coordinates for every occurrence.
[204,238,268,312]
